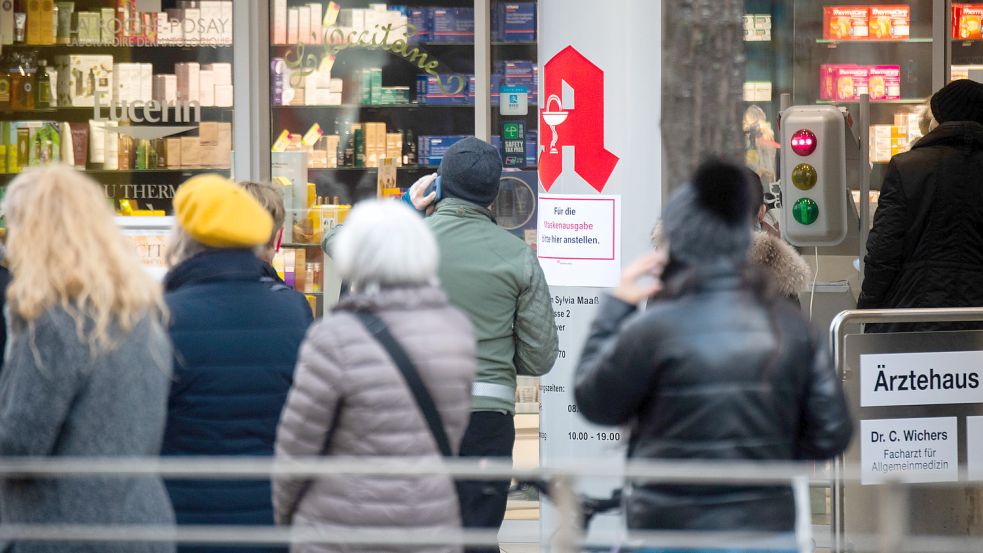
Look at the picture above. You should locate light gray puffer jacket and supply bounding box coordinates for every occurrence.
[274,286,476,553]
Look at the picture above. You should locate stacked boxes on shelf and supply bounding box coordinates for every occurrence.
[418,135,470,166]
[272,1,408,46]
[360,68,410,105]
[53,56,234,107]
[405,7,474,43]
[870,111,923,163]
[953,4,983,40]
[416,73,473,104]
[492,2,535,42]
[271,57,344,107]
[273,122,411,169]
[491,60,538,105]
[0,0,233,47]
[820,64,901,101]
[0,119,230,173]
[822,5,910,41]
[743,14,772,41]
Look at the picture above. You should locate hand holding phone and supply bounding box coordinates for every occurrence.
[408,173,440,211]
[613,250,668,305]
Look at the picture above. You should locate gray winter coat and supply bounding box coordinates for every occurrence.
[0,307,175,553]
[274,286,475,553]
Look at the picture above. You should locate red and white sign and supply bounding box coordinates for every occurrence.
[539,46,620,193]
[537,193,621,287]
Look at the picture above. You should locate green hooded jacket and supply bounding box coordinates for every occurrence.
[427,199,558,413]
[323,198,558,413]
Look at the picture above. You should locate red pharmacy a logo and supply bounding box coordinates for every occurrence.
[539,46,619,193]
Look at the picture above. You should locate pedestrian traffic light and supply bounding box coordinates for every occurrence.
[779,106,848,247]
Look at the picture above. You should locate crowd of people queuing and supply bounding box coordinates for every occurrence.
[0,120,865,552]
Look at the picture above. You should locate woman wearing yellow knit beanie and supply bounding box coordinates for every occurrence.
[161,174,313,553]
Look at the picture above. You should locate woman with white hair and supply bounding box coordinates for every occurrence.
[0,166,174,552]
[274,200,476,553]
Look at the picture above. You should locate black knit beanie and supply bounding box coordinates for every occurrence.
[438,137,503,207]
[931,79,983,124]
[663,160,753,267]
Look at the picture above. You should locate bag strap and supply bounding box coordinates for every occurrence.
[354,311,453,457]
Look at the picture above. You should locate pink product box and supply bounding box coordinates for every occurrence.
[868,65,901,100]
[820,64,869,101]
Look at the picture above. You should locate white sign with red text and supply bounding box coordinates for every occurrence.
[537,193,621,288]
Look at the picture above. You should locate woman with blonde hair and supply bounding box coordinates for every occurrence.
[0,165,175,553]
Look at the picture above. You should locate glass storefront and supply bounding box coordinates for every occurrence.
[0,0,235,215]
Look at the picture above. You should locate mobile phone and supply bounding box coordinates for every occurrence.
[425,175,442,201]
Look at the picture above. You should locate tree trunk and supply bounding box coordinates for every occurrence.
[661,0,746,192]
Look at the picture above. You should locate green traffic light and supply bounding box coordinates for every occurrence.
[792,198,820,225]
[791,163,818,191]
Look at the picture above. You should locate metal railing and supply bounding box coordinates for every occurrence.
[829,307,983,553]
[0,456,982,552]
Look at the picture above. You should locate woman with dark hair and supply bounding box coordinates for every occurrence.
[575,160,852,553]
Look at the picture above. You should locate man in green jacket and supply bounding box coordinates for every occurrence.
[325,137,558,551]
[424,138,557,550]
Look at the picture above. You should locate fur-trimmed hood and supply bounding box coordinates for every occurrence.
[750,231,812,299]
[649,223,811,299]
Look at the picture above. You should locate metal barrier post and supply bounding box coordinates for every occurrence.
[829,307,983,553]
[877,480,908,553]
[550,475,581,553]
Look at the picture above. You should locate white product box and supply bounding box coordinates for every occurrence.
[199,69,215,106]
[315,90,343,106]
[165,9,188,45]
[199,1,223,45]
[0,0,13,45]
[56,55,114,107]
[203,63,231,86]
[154,74,178,104]
[221,1,233,44]
[309,3,322,43]
[214,84,233,107]
[287,8,299,44]
[155,13,171,45]
[298,5,310,44]
[183,8,201,45]
[104,121,119,170]
[328,78,343,93]
[176,62,201,103]
[273,0,287,44]
[89,120,106,163]
[47,68,58,107]
[304,77,319,106]
[141,64,153,103]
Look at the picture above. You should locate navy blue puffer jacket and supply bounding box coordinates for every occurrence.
[162,249,312,553]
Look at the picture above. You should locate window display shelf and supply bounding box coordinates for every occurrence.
[0,106,234,122]
[419,41,537,47]
[2,43,231,50]
[816,98,928,105]
[308,165,428,173]
[816,38,933,45]
[273,104,473,109]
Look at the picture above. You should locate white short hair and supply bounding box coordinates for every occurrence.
[334,200,439,291]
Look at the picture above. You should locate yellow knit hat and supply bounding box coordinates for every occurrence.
[174,174,274,248]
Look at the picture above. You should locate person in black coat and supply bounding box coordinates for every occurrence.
[574,161,852,546]
[161,175,312,553]
[860,79,983,332]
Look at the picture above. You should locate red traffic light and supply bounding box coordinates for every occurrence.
[790,129,818,156]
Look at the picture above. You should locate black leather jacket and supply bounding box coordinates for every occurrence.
[574,264,852,532]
